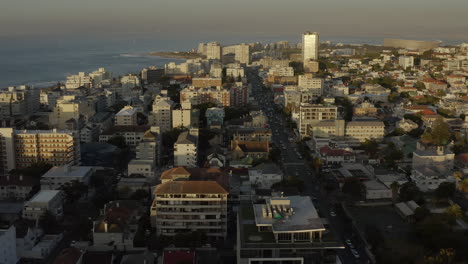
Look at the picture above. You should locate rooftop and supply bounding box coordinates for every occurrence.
[42,165,93,179]
[28,190,61,204]
[155,181,228,195]
[253,196,325,233]
[176,131,197,144]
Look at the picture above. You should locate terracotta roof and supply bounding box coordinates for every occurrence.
[405,105,430,111]
[455,153,468,164]
[420,109,437,115]
[160,167,191,180]
[163,250,195,264]
[320,146,354,157]
[155,181,228,195]
[53,248,83,264]
[232,140,269,153]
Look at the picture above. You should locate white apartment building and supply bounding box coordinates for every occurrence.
[65,72,92,89]
[89,68,112,88]
[174,129,198,168]
[226,64,245,78]
[150,95,174,133]
[151,180,228,238]
[0,85,40,118]
[127,159,154,178]
[23,190,63,220]
[206,42,222,60]
[0,225,17,264]
[298,74,323,96]
[99,126,150,148]
[309,120,385,146]
[180,86,230,107]
[49,95,96,129]
[399,56,414,69]
[115,105,138,126]
[40,165,94,190]
[0,128,81,172]
[298,103,338,137]
[248,163,283,189]
[235,43,251,64]
[172,103,194,129]
[120,74,141,98]
[268,65,294,77]
[302,31,319,71]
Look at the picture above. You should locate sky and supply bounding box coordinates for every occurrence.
[1,0,468,41]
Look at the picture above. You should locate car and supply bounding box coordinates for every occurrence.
[351,249,360,258]
[330,211,336,217]
[345,239,353,247]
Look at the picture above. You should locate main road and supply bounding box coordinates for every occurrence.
[247,68,371,264]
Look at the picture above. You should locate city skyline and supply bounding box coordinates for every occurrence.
[1,0,468,40]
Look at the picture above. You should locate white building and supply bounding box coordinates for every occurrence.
[268,66,294,77]
[235,43,251,64]
[40,165,94,190]
[172,103,194,129]
[89,68,112,88]
[22,190,63,220]
[302,31,319,71]
[0,225,17,264]
[399,56,414,69]
[65,72,92,89]
[150,95,174,133]
[115,105,138,126]
[127,159,154,178]
[248,163,283,189]
[298,74,323,96]
[298,103,338,137]
[174,129,198,168]
[206,42,222,60]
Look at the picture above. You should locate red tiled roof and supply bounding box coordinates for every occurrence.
[420,109,437,115]
[455,153,468,164]
[163,251,195,264]
[320,146,353,157]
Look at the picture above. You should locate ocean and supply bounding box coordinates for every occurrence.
[0,33,464,88]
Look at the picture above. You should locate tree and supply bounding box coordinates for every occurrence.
[9,162,53,179]
[107,135,127,149]
[424,248,455,264]
[421,119,451,146]
[445,204,463,220]
[311,157,323,174]
[457,179,468,193]
[61,180,88,203]
[413,206,430,222]
[383,143,404,168]
[342,177,365,199]
[268,146,281,163]
[390,181,400,203]
[399,181,423,202]
[434,182,455,201]
[361,139,379,158]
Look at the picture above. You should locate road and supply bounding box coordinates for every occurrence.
[247,68,371,264]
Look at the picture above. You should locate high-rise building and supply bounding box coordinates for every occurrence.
[302,32,319,72]
[174,129,198,168]
[0,128,81,174]
[0,85,40,119]
[141,66,164,84]
[206,42,222,60]
[65,72,93,89]
[150,95,174,133]
[235,43,251,64]
[49,95,96,130]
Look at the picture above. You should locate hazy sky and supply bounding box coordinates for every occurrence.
[1,0,467,40]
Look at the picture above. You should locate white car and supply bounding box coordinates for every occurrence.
[351,249,360,259]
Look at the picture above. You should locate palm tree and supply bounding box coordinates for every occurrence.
[445,204,463,219]
[390,181,400,203]
[458,179,468,193]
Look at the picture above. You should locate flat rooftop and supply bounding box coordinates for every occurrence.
[42,166,94,179]
[28,190,61,203]
[253,196,324,232]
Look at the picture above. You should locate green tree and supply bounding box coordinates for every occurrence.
[268,146,281,163]
[9,162,52,179]
[61,180,88,203]
[421,119,451,146]
[361,139,379,158]
[107,135,127,149]
[341,177,365,199]
[311,157,323,174]
[434,182,455,201]
[445,204,463,220]
[390,181,400,203]
[399,181,423,202]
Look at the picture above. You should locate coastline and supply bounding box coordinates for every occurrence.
[148,51,203,60]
